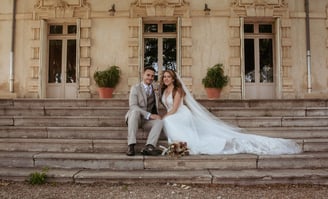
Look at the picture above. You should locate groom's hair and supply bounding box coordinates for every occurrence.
[144,66,156,73]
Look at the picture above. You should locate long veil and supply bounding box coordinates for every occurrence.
[175,72,243,133]
[174,72,302,155]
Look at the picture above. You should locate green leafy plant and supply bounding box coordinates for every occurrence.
[202,63,229,89]
[28,168,48,185]
[93,65,121,88]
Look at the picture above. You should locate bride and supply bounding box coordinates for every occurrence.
[160,70,302,155]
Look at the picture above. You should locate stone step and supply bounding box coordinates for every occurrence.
[2,106,328,117]
[0,99,326,185]
[0,167,327,185]
[209,169,328,185]
[0,151,327,170]
[226,116,328,128]
[211,107,328,117]
[0,116,125,127]
[0,138,167,153]
[0,152,144,170]
[1,126,328,140]
[0,99,129,108]
[0,126,130,139]
[0,107,129,117]
[1,99,327,108]
[0,167,81,183]
[147,152,328,170]
[197,99,328,108]
[246,127,328,139]
[2,115,328,128]
[0,138,327,153]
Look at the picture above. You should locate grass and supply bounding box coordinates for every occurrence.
[28,168,49,185]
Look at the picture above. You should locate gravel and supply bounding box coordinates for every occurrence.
[1,181,327,199]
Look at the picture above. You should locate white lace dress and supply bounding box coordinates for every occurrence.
[162,92,302,155]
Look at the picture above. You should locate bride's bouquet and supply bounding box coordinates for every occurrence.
[160,141,190,157]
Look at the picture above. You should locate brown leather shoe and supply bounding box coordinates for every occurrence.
[126,144,135,156]
[141,144,161,156]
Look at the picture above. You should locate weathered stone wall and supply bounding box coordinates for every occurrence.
[0,0,327,99]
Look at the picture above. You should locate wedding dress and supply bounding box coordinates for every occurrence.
[161,74,302,155]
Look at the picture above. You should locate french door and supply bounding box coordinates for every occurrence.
[244,23,275,99]
[143,22,177,81]
[46,24,77,98]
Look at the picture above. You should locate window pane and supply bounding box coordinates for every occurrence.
[163,24,176,32]
[144,24,158,33]
[49,25,63,34]
[244,39,255,83]
[68,25,77,34]
[244,24,254,33]
[163,38,176,71]
[259,24,272,33]
[144,38,158,80]
[48,40,62,83]
[259,39,273,83]
[66,40,76,83]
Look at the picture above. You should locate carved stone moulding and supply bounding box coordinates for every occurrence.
[132,0,189,17]
[134,0,186,7]
[145,5,175,16]
[232,0,287,7]
[34,0,90,19]
[34,0,89,9]
[245,6,274,17]
[231,0,287,17]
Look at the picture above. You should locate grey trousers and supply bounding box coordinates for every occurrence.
[127,109,163,146]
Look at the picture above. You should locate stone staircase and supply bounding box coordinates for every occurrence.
[0,98,328,185]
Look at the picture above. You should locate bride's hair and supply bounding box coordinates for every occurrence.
[160,70,185,99]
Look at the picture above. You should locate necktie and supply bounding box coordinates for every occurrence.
[146,86,151,96]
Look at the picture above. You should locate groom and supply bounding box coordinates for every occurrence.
[125,66,163,156]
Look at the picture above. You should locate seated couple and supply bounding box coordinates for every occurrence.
[125,66,302,156]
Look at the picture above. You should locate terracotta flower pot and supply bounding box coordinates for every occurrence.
[205,88,221,99]
[98,87,114,98]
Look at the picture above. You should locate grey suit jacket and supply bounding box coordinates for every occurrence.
[125,83,160,123]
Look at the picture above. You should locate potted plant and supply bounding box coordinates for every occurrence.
[202,63,228,99]
[93,65,121,98]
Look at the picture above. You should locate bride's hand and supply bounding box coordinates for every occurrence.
[162,114,170,120]
[150,114,162,120]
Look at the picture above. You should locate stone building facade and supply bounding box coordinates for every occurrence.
[0,0,327,99]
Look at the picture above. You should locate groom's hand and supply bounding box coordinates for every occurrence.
[150,114,161,120]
